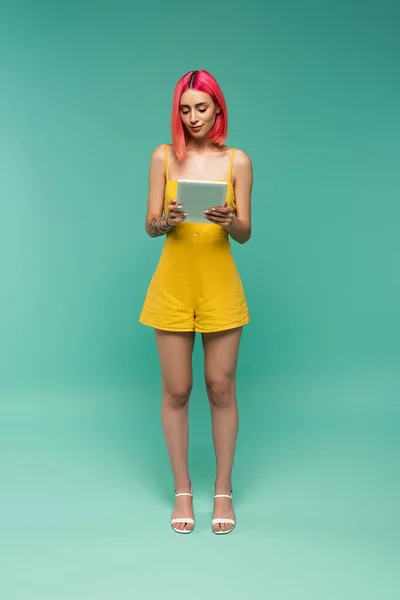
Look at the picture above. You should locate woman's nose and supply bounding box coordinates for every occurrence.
[190,111,198,124]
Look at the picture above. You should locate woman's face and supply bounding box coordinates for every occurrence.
[179,89,220,139]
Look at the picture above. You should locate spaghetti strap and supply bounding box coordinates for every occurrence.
[228,148,236,182]
[163,144,169,181]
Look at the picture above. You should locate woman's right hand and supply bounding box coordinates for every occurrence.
[166,200,187,227]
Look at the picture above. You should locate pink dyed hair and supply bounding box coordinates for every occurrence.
[171,70,228,162]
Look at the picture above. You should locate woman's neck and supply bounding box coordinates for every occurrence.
[186,138,219,154]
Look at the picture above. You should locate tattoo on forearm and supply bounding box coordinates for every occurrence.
[147,215,172,237]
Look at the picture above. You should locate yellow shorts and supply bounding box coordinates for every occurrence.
[139,224,250,333]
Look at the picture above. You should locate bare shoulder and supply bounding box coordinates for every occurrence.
[151,144,166,162]
[233,148,252,169]
[149,144,167,179]
[232,149,253,186]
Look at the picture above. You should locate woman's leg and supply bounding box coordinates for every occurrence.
[155,329,195,531]
[201,326,243,532]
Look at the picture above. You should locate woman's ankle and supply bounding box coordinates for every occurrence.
[214,480,233,494]
[174,480,192,493]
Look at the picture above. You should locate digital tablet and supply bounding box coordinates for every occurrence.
[176,179,228,224]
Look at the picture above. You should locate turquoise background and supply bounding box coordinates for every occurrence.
[0,0,399,598]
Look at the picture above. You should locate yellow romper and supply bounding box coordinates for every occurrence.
[139,145,250,333]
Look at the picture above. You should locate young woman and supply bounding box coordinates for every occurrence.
[139,69,253,535]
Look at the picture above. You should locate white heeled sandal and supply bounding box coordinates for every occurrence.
[212,490,236,535]
[171,490,195,534]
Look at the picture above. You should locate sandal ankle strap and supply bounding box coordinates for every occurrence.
[175,489,193,498]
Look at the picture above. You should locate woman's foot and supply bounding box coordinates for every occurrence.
[212,489,235,534]
[171,489,195,533]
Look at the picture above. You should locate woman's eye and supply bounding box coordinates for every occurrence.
[181,110,190,115]
[198,108,206,113]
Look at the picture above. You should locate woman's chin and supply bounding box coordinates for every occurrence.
[188,129,209,140]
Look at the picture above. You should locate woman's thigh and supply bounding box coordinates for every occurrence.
[201,327,243,382]
[154,329,196,393]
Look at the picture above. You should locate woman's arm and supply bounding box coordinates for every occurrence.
[145,146,172,238]
[227,150,253,244]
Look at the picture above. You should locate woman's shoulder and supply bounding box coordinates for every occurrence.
[230,147,252,168]
[151,144,167,158]
[151,143,176,162]
[149,145,171,173]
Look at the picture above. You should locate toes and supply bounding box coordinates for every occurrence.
[173,520,193,532]
[212,521,234,533]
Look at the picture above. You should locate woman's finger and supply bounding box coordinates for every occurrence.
[169,203,186,216]
[169,213,185,222]
[205,207,233,216]
[167,207,187,225]
[206,217,233,227]
[205,211,232,222]
[168,200,182,212]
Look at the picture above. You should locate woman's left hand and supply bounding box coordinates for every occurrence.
[204,203,235,228]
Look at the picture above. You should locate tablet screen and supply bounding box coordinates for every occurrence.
[177,180,228,224]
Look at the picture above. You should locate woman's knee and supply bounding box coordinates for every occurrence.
[163,381,192,409]
[205,377,235,408]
